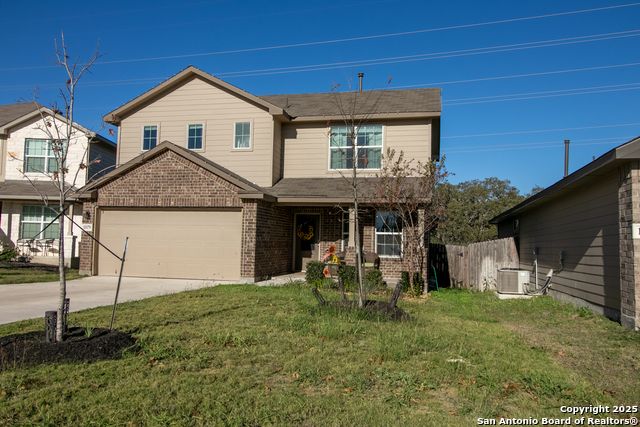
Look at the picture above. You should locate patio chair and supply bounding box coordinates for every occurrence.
[17,238,34,256]
[362,252,380,273]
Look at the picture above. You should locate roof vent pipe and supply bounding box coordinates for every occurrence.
[358,73,364,91]
[564,139,570,178]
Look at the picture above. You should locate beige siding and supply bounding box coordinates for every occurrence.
[517,172,620,312]
[117,77,275,187]
[385,118,432,164]
[282,118,432,179]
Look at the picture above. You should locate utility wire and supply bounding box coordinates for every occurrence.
[2,2,639,72]
[443,123,640,139]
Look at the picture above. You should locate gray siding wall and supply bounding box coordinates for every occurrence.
[88,142,117,183]
[512,171,620,315]
[272,120,282,184]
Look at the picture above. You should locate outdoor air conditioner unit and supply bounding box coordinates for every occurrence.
[497,269,530,294]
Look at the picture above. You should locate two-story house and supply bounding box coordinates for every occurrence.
[0,103,116,267]
[78,66,441,282]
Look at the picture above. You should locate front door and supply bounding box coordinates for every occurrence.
[294,214,319,271]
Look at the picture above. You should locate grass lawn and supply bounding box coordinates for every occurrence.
[0,268,84,285]
[0,285,639,426]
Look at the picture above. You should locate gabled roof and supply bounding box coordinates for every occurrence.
[0,103,116,149]
[260,89,441,120]
[79,141,274,201]
[103,66,442,124]
[490,135,640,224]
[103,66,288,124]
[0,103,40,128]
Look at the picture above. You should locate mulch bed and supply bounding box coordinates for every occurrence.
[0,327,139,370]
[0,261,66,271]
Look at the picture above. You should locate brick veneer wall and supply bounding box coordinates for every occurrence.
[254,201,293,278]
[340,210,413,284]
[619,162,640,330]
[79,150,245,276]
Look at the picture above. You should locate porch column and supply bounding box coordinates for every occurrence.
[348,206,356,247]
[618,161,640,330]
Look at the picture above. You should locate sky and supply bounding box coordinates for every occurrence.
[2,0,639,194]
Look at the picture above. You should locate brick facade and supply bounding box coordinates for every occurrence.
[618,161,640,330]
[79,147,420,284]
[80,150,244,276]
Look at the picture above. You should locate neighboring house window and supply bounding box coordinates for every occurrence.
[24,139,64,173]
[142,126,157,151]
[329,125,382,170]
[341,211,350,251]
[375,211,402,257]
[21,205,59,239]
[234,122,251,149]
[188,124,203,150]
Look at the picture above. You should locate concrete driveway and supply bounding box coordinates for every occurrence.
[0,276,240,325]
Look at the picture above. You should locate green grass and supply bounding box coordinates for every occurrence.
[0,268,84,285]
[1,285,639,426]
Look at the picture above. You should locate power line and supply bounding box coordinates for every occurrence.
[212,30,640,78]
[443,123,640,139]
[2,2,639,72]
[446,136,633,151]
[444,139,630,154]
[443,84,640,106]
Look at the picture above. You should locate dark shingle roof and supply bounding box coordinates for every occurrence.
[0,180,77,201]
[0,103,39,128]
[259,89,441,118]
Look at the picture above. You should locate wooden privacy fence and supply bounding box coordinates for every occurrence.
[429,238,519,291]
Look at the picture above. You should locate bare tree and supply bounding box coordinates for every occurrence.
[330,73,391,308]
[19,33,104,341]
[373,149,448,307]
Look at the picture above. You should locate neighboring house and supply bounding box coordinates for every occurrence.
[491,136,640,330]
[0,103,116,266]
[78,66,441,283]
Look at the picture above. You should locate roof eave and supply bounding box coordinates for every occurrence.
[290,111,441,122]
[489,137,640,224]
[103,66,286,124]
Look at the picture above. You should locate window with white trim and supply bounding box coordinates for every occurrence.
[234,122,251,149]
[142,125,157,151]
[24,139,64,173]
[187,124,203,150]
[341,211,350,251]
[21,205,59,239]
[375,211,402,257]
[329,125,382,170]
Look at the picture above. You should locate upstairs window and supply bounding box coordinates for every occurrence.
[188,124,203,150]
[375,211,402,257]
[21,205,59,239]
[142,125,157,151]
[329,125,382,170]
[24,139,64,173]
[234,122,251,149]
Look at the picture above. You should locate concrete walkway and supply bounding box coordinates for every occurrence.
[0,276,243,325]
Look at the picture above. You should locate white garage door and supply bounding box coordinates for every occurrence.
[96,209,242,280]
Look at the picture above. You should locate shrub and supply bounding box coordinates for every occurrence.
[305,261,325,285]
[365,270,384,293]
[337,265,358,292]
[400,271,411,293]
[399,271,425,297]
[412,272,425,296]
[0,248,17,262]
